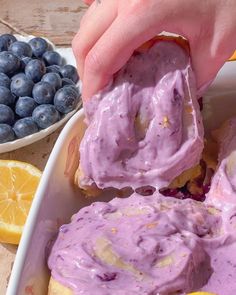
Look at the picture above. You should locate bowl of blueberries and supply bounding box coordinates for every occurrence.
[0,33,82,153]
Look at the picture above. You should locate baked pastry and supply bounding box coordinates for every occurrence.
[207,117,236,204]
[78,38,204,191]
[48,280,217,295]
[48,277,72,295]
[48,192,236,294]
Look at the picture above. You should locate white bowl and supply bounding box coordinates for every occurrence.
[0,34,82,154]
[6,61,236,295]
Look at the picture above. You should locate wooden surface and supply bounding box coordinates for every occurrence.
[0,1,86,294]
[0,0,87,46]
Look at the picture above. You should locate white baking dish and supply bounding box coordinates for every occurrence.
[6,61,236,295]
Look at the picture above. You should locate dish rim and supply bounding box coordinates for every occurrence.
[6,108,84,295]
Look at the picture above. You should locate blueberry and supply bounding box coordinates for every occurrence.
[0,73,11,88]
[41,72,62,90]
[12,72,27,80]
[97,272,117,282]
[0,86,15,105]
[9,41,32,58]
[15,96,37,118]
[0,51,21,75]
[43,51,62,66]
[21,57,32,70]
[54,86,79,114]
[0,124,15,143]
[0,34,17,51]
[29,37,48,57]
[0,104,15,125]
[32,81,55,104]
[63,84,80,96]
[13,117,39,138]
[11,74,34,97]
[32,104,60,129]
[60,65,79,83]
[61,77,75,86]
[11,73,26,87]
[0,38,5,52]
[25,59,46,82]
[22,57,32,65]
[46,65,61,75]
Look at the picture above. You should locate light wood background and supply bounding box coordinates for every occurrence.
[0,1,86,293]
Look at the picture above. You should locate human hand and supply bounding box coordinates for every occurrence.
[73,0,236,100]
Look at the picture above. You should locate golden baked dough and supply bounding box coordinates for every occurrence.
[48,277,73,295]
[74,165,102,197]
[47,277,217,295]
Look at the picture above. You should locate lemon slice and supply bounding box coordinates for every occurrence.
[0,160,42,244]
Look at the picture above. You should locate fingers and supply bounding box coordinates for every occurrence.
[72,0,117,79]
[83,0,95,5]
[82,14,164,100]
[190,25,235,90]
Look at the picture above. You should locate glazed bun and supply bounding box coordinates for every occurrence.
[48,277,72,295]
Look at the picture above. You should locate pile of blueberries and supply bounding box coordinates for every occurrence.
[0,33,80,144]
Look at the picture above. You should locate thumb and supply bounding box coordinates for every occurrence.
[190,29,235,91]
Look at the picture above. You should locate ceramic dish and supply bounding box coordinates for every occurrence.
[6,60,236,295]
[0,34,82,154]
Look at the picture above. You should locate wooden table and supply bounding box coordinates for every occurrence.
[0,1,86,293]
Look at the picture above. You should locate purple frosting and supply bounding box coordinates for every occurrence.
[79,41,204,190]
[48,192,236,294]
[47,42,236,295]
[207,117,236,205]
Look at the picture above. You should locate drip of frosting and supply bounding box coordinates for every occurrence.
[207,117,236,204]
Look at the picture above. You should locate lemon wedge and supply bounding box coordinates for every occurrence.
[0,160,42,244]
